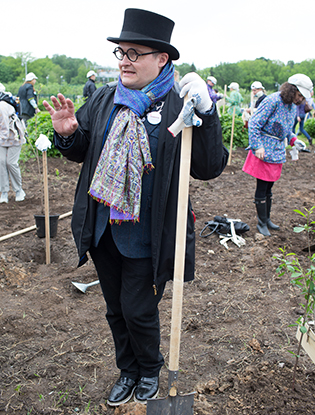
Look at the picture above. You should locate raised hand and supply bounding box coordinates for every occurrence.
[43,93,78,136]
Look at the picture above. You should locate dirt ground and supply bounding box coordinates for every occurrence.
[0,147,315,415]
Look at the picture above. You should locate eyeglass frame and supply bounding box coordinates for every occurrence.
[113,47,160,62]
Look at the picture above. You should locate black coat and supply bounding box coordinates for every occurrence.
[54,83,228,286]
[83,79,96,100]
[18,83,37,118]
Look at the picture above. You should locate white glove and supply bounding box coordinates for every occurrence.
[294,139,306,152]
[168,97,203,137]
[179,72,212,113]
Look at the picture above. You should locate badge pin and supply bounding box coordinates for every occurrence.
[147,112,162,125]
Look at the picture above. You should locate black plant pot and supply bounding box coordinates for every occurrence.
[34,214,60,238]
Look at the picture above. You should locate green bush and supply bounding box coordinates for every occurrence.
[304,117,315,138]
[23,112,61,159]
[219,112,249,148]
[21,96,85,160]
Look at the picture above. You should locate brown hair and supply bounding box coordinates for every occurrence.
[280,82,298,104]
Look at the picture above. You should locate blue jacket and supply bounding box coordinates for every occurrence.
[248,92,296,164]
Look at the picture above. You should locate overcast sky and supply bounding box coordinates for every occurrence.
[2,0,315,71]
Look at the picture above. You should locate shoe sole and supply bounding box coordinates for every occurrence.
[134,388,159,404]
[107,385,136,407]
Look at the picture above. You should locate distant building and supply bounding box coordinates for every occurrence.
[98,70,120,83]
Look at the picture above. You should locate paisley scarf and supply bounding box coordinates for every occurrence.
[88,62,174,222]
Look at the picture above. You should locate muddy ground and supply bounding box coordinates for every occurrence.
[0,147,315,415]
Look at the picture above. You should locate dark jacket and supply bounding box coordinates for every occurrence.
[54,83,228,286]
[18,83,37,118]
[83,79,97,100]
[255,94,267,108]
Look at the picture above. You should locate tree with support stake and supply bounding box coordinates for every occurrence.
[35,134,52,265]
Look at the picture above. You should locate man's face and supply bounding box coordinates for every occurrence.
[90,75,96,81]
[293,90,305,106]
[118,42,168,90]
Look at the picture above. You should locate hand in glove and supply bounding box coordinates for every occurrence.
[168,97,203,137]
[179,72,212,113]
[294,139,306,152]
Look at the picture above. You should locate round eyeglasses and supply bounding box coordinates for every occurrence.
[113,47,159,62]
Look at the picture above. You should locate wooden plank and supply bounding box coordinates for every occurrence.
[296,322,315,364]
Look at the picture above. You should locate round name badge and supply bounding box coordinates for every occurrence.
[147,111,162,125]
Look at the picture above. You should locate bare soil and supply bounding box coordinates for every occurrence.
[0,147,315,415]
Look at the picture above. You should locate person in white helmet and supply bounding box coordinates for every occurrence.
[251,81,267,109]
[18,72,40,124]
[83,70,97,100]
[242,74,312,236]
[225,82,243,115]
[244,81,267,125]
[206,76,222,104]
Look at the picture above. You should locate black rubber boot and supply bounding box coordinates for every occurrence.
[255,198,271,236]
[266,195,279,230]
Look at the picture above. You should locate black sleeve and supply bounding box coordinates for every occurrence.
[190,106,229,180]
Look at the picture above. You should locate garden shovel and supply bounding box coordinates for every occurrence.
[146,96,195,414]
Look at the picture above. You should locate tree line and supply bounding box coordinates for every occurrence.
[1,53,315,96]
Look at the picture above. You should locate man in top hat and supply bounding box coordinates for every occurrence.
[83,70,97,100]
[43,8,228,407]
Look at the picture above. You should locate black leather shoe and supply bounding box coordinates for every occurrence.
[134,376,159,404]
[107,376,136,406]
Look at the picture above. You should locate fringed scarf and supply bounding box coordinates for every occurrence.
[88,62,175,222]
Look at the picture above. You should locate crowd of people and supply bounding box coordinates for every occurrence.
[0,6,314,408]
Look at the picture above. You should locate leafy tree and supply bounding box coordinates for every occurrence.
[175,63,195,78]
[212,62,246,89]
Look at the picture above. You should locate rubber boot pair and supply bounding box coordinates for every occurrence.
[255,196,279,236]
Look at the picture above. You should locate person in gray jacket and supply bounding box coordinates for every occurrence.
[43,8,228,407]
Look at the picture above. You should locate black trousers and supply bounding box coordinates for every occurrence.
[255,178,274,199]
[89,225,166,380]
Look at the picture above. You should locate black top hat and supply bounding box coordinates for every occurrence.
[107,8,180,61]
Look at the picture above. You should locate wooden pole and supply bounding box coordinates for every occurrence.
[42,151,50,264]
[250,90,255,116]
[169,96,192,377]
[222,84,227,114]
[227,106,236,166]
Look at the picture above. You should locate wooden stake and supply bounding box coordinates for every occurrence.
[250,90,254,116]
[227,106,236,166]
[222,84,227,114]
[169,96,192,373]
[43,151,50,264]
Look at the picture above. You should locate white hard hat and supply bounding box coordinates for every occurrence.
[251,81,264,90]
[228,82,239,91]
[207,76,217,85]
[25,72,38,82]
[87,70,97,78]
[288,73,313,99]
[0,83,5,93]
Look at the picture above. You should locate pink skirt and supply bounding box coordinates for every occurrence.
[242,151,282,182]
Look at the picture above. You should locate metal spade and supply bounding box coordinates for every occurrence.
[71,280,99,293]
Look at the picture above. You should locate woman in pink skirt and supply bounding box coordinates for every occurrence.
[242,74,313,236]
